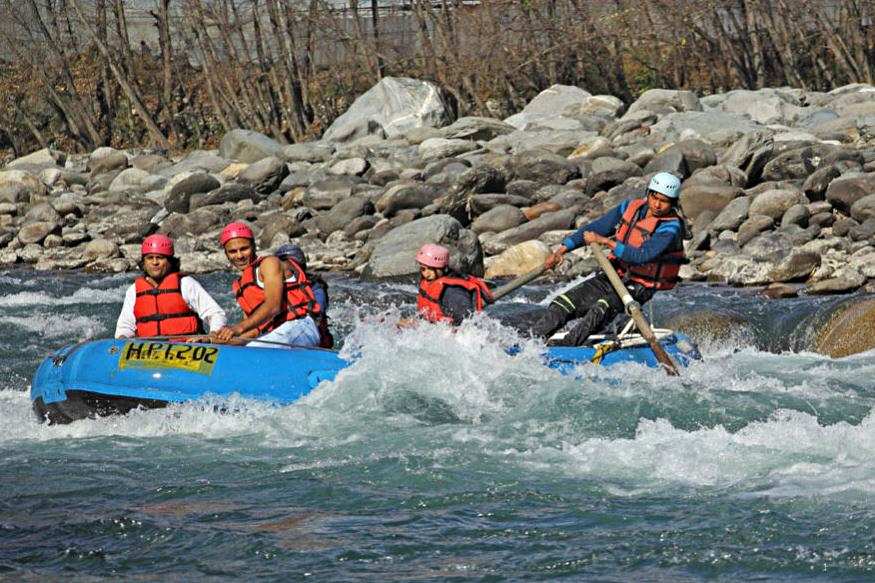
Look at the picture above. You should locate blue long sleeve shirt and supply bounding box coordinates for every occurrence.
[562,199,683,266]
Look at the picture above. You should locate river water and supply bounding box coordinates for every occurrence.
[2,269,874,581]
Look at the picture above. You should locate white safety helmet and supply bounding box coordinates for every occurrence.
[647,172,682,199]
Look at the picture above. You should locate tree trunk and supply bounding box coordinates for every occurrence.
[70,0,171,150]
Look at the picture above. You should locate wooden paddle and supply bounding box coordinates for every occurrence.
[490,264,548,301]
[588,242,681,376]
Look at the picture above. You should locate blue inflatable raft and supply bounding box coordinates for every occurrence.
[31,331,700,424]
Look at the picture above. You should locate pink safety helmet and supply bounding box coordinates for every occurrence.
[141,234,174,257]
[415,244,449,269]
[219,222,254,246]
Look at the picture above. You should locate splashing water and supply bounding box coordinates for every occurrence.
[3,269,875,580]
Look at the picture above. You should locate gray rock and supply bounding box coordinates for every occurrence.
[283,142,335,163]
[364,214,482,278]
[626,88,702,117]
[6,148,66,171]
[749,188,807,220]
[704,254,775,286]
[328,157,369,176]
[849,218,875,241]
[586,157,641,194]
[482,208,578,254]
[418,138,478,162]
[0,170,47,203]
[650,111,762,143]
[810,211,835,228]
[377,183,440,217]
[832,217,859,237]
[165,173,221,213]
[762,145,836,182]
[302,177,358,210]
[644,146,689,177]
[130,154,171,174]
[505,180,540,199]
[238,156,290,194]
[88,149,129,175]
[803,165,841,201]
[18,221,60,245]
[109,168,166,193]
[826,172,875,214]
[807,271,866,294]
[256,213,305,247]
[850,194,875,223]
[511,149,579,184]
[743,231,794,263]
[313,196,374,235]
[486,129,597,156]
[709,196,750,232]
[504,84,592,130]
[84,238,119,260]
[471,204,526,234]
[162,208,222,237]
[51,193,84,217]
[469,194,532,215]
[781,204,810,228]
[441,116,516,141]
[769,252,821,282]
[737,214,775,246]
[437,165,508,224]
[219,129,283,163]
[0,202,16,215]
[324,77,452,142]
[160,150,232,176]
[344,215,379,237]
[24,202,62,225]
[42,234,64,249]
[679,183,744,221]
[190,183,257,210]
[713,88,803,125]
[718,131,774,182]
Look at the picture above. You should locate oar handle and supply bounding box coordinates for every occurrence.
[588,243,680,376]
[491,264,548,301]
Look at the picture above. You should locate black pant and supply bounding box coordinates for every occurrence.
[530,271,655,346]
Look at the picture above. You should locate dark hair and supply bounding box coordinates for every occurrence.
[139,255,181,276]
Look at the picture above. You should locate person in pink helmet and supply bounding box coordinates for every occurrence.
[212,222,322,348]
[114,234,226,338]
[414,243,493,325]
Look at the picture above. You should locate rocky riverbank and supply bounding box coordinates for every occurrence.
[2,77,875,297]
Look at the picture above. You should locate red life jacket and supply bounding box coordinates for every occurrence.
[233,257,322,334]
[133,272,202,337]
[608,198,686,290]
[417,274,493,323]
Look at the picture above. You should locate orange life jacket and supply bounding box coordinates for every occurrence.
[417,274,493,323]
[608,198,686,290]
[133,272,202,337]
[233,257,322,334]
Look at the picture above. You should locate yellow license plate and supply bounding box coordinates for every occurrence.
[118,341,220,375]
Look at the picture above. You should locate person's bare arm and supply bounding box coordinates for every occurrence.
[213,257,285,343]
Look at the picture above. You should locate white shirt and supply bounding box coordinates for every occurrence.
[115,275,227,338]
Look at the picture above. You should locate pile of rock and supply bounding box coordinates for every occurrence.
[2,77,875,294]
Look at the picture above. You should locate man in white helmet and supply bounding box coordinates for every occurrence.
[531,172,687,346]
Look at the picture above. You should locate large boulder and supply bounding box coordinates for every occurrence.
[825,172,875,214]
[650,111,762,143]
[625,88,702,117]
[190,183,257,210]
[485,129,597,156]
[219,129,283,163]
[17,221,60,245]
[364,214,482,278]
[238,156,290,194]
[815,298,875,357]
[418,138,477,162]
[482,208,578,255]
[313,196,374,235]
[6,148,66,171]
[679,183,744,222]
[850,193,875,223]
[165,173,221,213]
[504,84,592,130]
[323,77,453,143]
[441,117,516,141]
[511,149,579,184]
[484,240,550,278]
[302,177,358,210]
[709,196,750,232]
[711,88,803,125]
[471,204,526,234]
[377,183,440,217]
[160,150,232,176]
[88,148,129,175]
[109,168,166,193]
[0,170,47,203]
[748,188,807,220]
